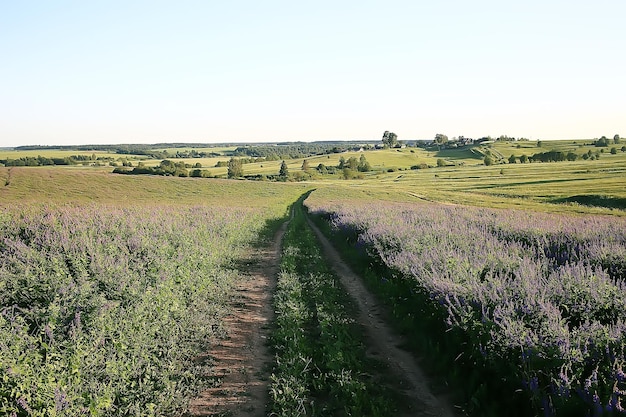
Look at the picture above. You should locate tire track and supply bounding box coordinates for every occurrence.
[187,218,289,417]
[305,214,458,417]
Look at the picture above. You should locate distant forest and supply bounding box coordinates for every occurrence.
[12,141,379,160]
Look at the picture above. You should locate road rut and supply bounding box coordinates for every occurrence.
[306,215,458,417]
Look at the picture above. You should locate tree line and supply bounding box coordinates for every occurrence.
[1,154,113,167]
[487,147,625,165]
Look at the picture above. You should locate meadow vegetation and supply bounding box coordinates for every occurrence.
[1,137,626,416]
[0,168,307,416]
[270,197,396,416]
[305,193,626,416]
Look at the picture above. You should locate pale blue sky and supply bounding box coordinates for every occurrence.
[1,1,624,146]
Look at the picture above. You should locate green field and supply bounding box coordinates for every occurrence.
[1,139,626,416]
[0,166,309,207]
[324,157,626,215]
[3,139,626,215]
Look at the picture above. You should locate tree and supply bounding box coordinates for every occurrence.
[338,156,346,169]
[279,160,289,179]
[358,154,372,172]
[301,159,310,171]
[508,154,517,164]
[227,158,243,178]
[434,133,448,146]
[484,155,494,166]
[437,158,446,167]
[614,134,621,144]
[346,157,358,170]
[382,131,398,147]
[595,136,610,147]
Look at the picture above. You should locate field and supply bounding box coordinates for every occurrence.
[305,194,626,415]
[0,168,308,416]
[310,156,626,215]
[0,150,123,161]
[1,138,626,416]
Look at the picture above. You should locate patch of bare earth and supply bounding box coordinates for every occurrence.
[187,221,288,417]
[306,216,460,417]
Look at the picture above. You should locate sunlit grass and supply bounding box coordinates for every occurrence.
[139,156,230,168]
[0,167,310,212]
[304,154,626,216]
[2,139,625,215]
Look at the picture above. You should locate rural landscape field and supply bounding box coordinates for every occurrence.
[3,1,625,415]
[1,137,625,416]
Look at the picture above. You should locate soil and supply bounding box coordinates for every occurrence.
[188,211,458,417]
[187,220,288,417]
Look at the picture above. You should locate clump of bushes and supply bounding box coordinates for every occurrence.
[113,159,190,177]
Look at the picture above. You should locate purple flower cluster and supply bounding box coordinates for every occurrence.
[306,198,626,415]
[0,203,263,415]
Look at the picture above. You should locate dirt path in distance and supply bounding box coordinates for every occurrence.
[187,220,288,417]
[305,216,459,417]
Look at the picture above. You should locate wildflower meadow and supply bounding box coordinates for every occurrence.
[0,204,265,416]
[306,196,626,416]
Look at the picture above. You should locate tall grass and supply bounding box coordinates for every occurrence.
[306,196,626,416]
[0,203,271,416]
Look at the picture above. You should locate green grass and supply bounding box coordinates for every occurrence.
[269,196,398,416]
[293,147,477,172]
[138,156,230,168]
[0,166,310,209]
[0,202,290,416]
[3,139,625,415]
[3,138,625,216]
[483,139,623,160]
[136,146,238,168]
[174,147,472,178]
[0,165,310,416]
[302,149,626,215]
[0,146,235,162]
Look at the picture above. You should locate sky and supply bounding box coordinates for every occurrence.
[1,0,625,147]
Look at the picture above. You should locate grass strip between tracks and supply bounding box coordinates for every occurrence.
[268,198,396,416]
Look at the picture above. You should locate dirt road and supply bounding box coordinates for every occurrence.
[305,215,458,417]
[187,220,289,417]
[188,207,458,417]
